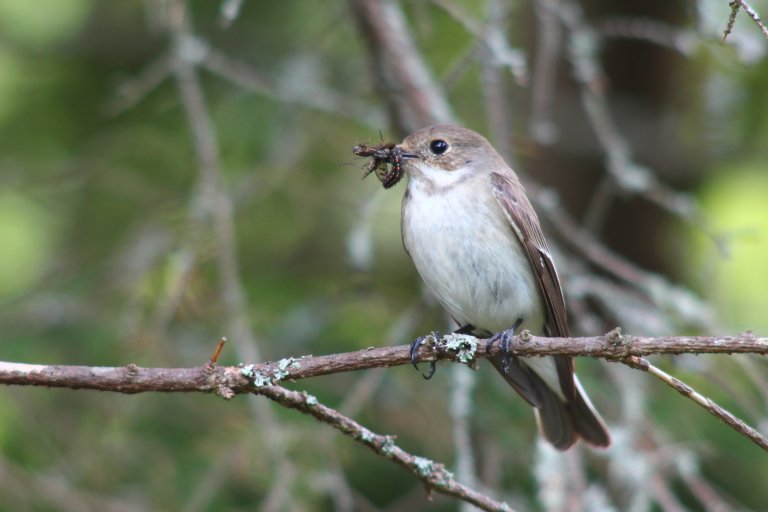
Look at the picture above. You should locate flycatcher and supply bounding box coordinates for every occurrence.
[395,124,610,450]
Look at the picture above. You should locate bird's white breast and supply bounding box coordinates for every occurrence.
[402,171,545,334]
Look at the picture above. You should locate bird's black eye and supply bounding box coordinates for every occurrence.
[429,139,449,155]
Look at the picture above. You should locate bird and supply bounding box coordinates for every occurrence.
[394,124,610,450]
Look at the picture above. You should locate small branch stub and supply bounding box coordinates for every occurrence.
[208,337,227,366]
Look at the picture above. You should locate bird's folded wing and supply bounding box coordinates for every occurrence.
[490,172,575,400]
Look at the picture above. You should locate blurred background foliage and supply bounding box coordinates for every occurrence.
[0,0,767,511]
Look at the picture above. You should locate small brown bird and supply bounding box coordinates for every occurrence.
[395,124,610,450]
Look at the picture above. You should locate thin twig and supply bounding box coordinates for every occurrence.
[104,54,173,116]
[450,365,478,512]
[431,0,527,85]
[724,0,768,41]
[166,3,296,509]
[254,385,513,512]
[530,0,563,144]
[529,185,715,331]
[736,0,768,39]
[595,17,697,54]
[208,337,227,366]
[724,1,741,41]
[478,0,516,161]
[539,0,723,250]
[201,46,382,129]
[622,355,768,452]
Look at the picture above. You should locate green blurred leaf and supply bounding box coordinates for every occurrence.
[690,163,768,330]
[0,0,91,48]
[0,191,55,297]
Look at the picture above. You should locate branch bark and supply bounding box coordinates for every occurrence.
[1,330,765,394]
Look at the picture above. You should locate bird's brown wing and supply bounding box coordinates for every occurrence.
[490,172,575,400]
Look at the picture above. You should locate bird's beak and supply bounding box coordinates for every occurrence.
[395,144,418,160]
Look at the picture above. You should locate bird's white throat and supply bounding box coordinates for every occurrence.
[406,162,475,191]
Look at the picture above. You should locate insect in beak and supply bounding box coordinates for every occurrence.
[353,143,416,189]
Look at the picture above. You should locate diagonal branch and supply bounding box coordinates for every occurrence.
[348,0,455,132]
[724,0,768,41]
[255,385,513,512]
[623,355,768,452]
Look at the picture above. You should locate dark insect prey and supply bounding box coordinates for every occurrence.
[352,142,405,189]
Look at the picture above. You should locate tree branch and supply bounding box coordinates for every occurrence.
[3,330,768,452]
[2,329,768,504]
[724,0,768,41]
[2,330,766,394]
[255,385,513,512]
[623,355,768,452]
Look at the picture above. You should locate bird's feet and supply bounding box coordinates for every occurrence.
[410,324,479,380]
[486,318,523,372]
[410,332,439,380]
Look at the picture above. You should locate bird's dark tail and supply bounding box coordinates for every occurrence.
[489,355,610,450]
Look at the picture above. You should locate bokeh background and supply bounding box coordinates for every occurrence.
[1,0,768,510]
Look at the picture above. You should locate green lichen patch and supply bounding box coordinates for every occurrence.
[443,333,478,364]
